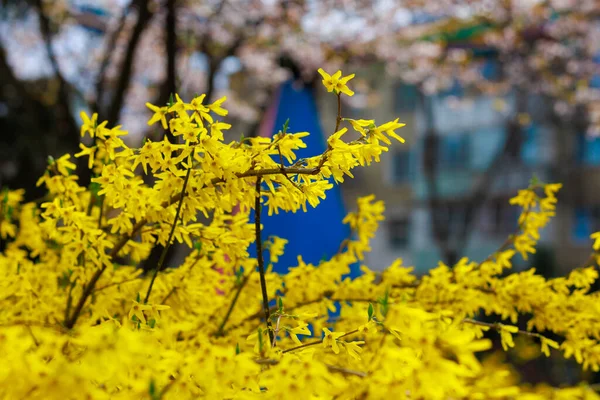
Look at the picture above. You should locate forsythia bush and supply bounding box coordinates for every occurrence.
[1,68,600,399]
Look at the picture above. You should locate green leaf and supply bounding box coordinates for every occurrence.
[379,288,390,318]
[136,292,141,303]
[148,319,156,329]
[529,174,540,187]
[194,241,203,252]
[282,118,290,134]
[57,269,73,290]
[148,378,159,400]
[368,303,374,321]
[89,182,101,197]
[235,343,241,355]
[234,267,244,285]
[47,155,55,165]
[278,297,284,312]
[167,92,175,108]
[257,328,264,353]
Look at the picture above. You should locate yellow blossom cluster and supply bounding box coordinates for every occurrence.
[1,69,600,399]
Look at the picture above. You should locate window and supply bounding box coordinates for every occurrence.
[391,151,412,184]
[577,133,600,166]
[439,80,464,99]
[572,206,600,243]
[438,134,470,170]
[480,198,520,236]
[430,202,468,237]
[521,124,539,166]
[388,218,410,249]
[394,83,418,113]
[481,58,501,81]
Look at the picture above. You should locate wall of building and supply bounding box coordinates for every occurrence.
[318,63,596,275]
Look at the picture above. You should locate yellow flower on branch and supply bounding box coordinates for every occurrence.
[208,96,228,116]
[80,111,98,138]
[288,322,311,345]
[74,143,97,169]
[317,68,355,96]
[146,102,169,129]
[591,232,600,251]
[128,300,152,325]
[322,328,345,354]
[540,336,560,357]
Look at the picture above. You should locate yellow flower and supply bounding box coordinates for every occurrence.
[266,237,288,264]
[342,341,365,360]
[168,93,191,117]
[208,96,228,116]
[128,300,152,324]
[357,320,378,335]
[348,118,375,136]
[146,102,169,129]
[317,68,355,96]
[80,111,98,137]
[54,154,77,176]
[591,232,600,251]
[509,189,536,209]
[288,322,311,345]
[498,324,518,351]
[375,119,406,143]
[540,337,560,357]
[74,143,97,169]
[322,327,345,354]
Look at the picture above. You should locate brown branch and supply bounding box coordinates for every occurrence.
[463,318,546,339]
[255,358,367,377]
[64,161,328,329]
[282,329,359,354]
[214,273,251,336]
[255,176,274,344]
[144,162,193,304]
[335,93,342,132]
[105,0,155,124]
[33,0,79,150]
[92,3,131,114]
[93,276,141,293]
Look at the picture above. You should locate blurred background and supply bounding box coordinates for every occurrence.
[2,0,600,386]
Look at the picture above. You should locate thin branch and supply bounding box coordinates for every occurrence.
[65,159,329,329]
[144,162,193,304]
[106,0,155,124]
[160,252,205,304]
[325,364,367,377]
[93,3,131,114]
[93,276,142,293]
[33,0,79,148]
[255,176,274,344]
[26,325,40,347]
[215,273,251,336]
[272,314,282,347]
[335,93,342,132]
[282,329,359,354]
[463,318,546,339]
[255,358,367,377]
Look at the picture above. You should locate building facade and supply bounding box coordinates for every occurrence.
[319,63,595,275]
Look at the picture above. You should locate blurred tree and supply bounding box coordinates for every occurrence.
[380,1,600,267]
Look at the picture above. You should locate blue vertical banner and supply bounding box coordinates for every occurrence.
[250,80,355,276]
